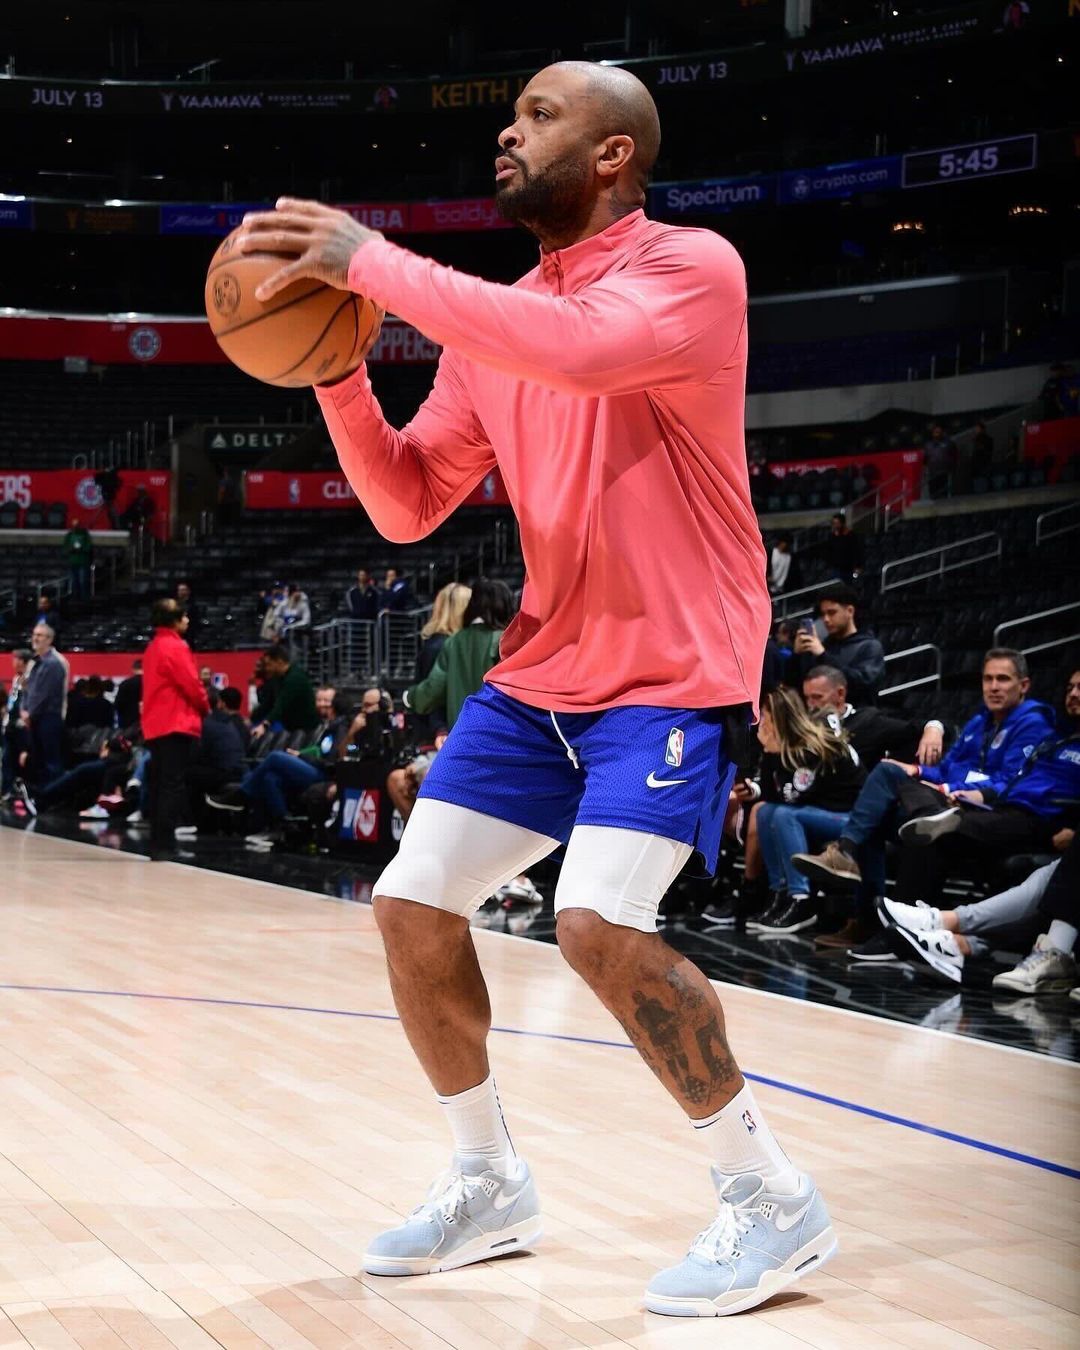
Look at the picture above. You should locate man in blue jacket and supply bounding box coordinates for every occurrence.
[893,666,1080,903]
[795,648,1056,904]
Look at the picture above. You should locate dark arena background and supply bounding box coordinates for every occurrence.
[1,3,1078,1345]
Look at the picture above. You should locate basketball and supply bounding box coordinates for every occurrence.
[204,227,380,387]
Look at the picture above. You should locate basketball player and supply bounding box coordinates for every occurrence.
[239,61,835,1318]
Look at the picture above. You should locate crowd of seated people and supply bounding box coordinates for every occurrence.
[700,640,1080,1000]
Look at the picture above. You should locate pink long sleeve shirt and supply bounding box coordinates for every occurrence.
[315,209,769,715]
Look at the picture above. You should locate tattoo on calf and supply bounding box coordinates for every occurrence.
[624,967,740,1109]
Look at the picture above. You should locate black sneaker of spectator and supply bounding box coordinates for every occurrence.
[700,896,738,927]
[746,889,789,931]
[847,930,900,963]
[206,788,246,812]
[755,894,817,935]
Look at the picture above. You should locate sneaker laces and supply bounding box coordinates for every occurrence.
[689,1199,755,1263]
[414,1169,489,1224]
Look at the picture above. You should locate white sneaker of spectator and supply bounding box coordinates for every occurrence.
[126,810,145,826]
[245,832,278,850]
[79,804,111,820]
[175,825,198,838]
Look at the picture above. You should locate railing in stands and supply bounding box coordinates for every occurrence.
[1035,500,1080,547]
[771,581,821,622]
[879,531,1001,594]
[311,619,377,686]
[378,607,434,681]
[310,608,435,686]
[879,644,942,699]
[993,601,1080,660]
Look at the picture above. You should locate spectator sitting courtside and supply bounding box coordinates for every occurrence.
[793,649,1060,951]
[802,664,944,771]
[789,582,886,703]
[745,687,865,937]
[250,643,318,739]
[114,658,142,730]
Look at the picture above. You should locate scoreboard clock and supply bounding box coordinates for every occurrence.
[901,135,1037,189]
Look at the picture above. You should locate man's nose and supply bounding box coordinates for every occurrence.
[499,125,522,151]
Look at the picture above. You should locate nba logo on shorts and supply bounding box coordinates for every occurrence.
[288,477,301,504]
[665,727,684,768]
[742,1109,757,1135]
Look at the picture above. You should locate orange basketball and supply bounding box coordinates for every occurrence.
[204,227,380,387]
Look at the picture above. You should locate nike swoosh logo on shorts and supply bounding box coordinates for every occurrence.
[646,772,688,788]
[773,1199,813,1232]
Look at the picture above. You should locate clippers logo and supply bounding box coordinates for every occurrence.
[74,476,103,509]
[742,1109,757,1135]
[665,727,685,768]
[128,326,161,361]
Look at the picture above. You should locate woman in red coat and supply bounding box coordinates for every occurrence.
[142,597,209,859]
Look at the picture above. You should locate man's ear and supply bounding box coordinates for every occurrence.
[596,134,635,179]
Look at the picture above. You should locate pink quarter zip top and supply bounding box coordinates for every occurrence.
[315,209,769,715]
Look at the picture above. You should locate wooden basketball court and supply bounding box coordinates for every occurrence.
[1,827,1077,1348]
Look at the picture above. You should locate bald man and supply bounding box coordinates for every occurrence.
[237,62,834,1319]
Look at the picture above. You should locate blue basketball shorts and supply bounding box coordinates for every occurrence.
[417,683,738,875]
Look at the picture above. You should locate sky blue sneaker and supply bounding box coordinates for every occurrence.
[363,1153,542,1276]
[645,1168,837,1316]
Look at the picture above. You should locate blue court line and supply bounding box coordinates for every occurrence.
[2,981,1077,1181]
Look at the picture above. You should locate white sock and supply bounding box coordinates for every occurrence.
[1047,920,1078,954]
[692,1081,800,1195]
[435,1073,517,1174]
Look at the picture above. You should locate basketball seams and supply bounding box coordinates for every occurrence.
[254,293,358,384]
[208,281,328,339]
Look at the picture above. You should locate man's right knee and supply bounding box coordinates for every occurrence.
[373,893,468,964]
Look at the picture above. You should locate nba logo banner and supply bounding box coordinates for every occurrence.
[340,788,380,843]
[665,728,684,768]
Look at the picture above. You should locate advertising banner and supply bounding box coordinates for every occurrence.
[0,198,32,230]
[0,314,439,366]
[160,202,268,236]
[244,469,508,510]
[63,649,260,691]
[650,175,775,217]
[765,449,924,502]
[203,426,307,454]
[34,200,158,235]
[409,198,512,233]
[0,469,171,539]
[778,156,901,205]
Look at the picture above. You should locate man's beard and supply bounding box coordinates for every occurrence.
[495,151,592,238]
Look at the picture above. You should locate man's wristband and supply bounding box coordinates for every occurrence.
[924,719,945,733]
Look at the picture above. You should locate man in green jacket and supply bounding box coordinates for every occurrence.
[251,643,318,738]
[61,518,93,601]
[403,579,514,731]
